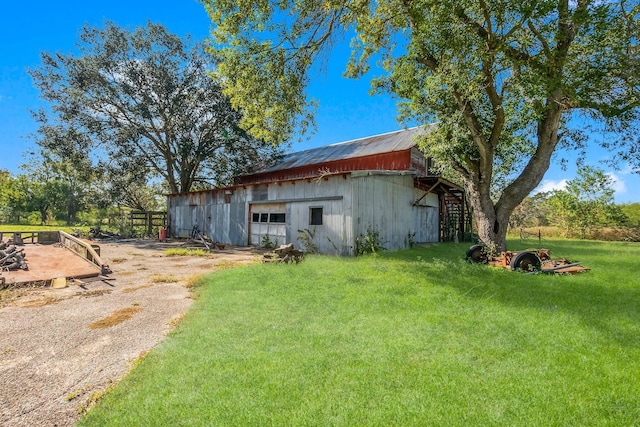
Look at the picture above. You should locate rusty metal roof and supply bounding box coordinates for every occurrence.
[256,126,428,173]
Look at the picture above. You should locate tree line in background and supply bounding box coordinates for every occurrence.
[0,155,164,230]
[508,166,640,241]
[0,21,286,232]
[2,159,639,241]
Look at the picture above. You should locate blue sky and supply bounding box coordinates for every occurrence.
[1,0,638,203]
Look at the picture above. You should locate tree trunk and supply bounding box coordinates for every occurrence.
[465,177,509,252]
[464,105,563,252]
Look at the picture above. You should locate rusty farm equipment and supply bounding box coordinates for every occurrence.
[465,244,589,274]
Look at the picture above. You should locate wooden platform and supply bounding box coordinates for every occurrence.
[1,244,101,285]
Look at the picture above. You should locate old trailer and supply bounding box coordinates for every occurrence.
[465,244,589,274]
[0,230,111,287]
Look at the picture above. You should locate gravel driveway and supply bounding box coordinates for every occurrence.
[0,239,259,426]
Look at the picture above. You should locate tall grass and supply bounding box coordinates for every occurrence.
[79,240,640,426]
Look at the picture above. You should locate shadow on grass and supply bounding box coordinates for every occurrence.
[379,242,640,348]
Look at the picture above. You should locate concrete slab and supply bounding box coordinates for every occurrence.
[1,244,100,285]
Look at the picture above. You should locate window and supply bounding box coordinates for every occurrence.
[269,213,286,223]
[310,207,323,225]
[254,212,285,223]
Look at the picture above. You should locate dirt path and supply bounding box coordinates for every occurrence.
[0,239,260,427]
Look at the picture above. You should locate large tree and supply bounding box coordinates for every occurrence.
[203,0,639,250]
[30,22,284,195]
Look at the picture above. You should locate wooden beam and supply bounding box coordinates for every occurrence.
[413,179,442,206]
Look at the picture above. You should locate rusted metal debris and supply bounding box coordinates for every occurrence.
[0,240,28,272]
[181,232,229,251]
[466,244,589,274]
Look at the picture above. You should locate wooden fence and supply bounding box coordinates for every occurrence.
[129,211,167,236]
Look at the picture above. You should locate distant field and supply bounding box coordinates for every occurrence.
[513,225,640,242]
[79,239,640,426]
[0,224,82,233]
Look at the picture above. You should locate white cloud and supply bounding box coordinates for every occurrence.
[606,172,626,195]
[534,179,568,194]
[535,172,629,202]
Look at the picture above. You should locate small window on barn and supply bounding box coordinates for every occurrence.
[260,213,269,223]
[310,207,323,225]
[269,213,286,223]
[252,213,260,223]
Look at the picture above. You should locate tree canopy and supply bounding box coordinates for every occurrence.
[30,22,284,195]
[204,0,640,250]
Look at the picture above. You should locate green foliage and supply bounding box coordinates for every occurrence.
[297,227,319,253]
[94,210,136,238]
[0,169,25,223]
[78,240,640,426]
[325,236,341,255]
[354,226,385,256]
[24,150,95,225]
[204,0,640,251]
[1,154,101,227]
[260,234,276,249]
[547,166,627,238]
[30,22,284,195]
[508,193,551,230]
[406,231,416,248]
[620,203,640,227]
[164,248,210,257]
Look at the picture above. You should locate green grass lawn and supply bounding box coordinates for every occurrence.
[0,224,81,233]
[79,239,640,426]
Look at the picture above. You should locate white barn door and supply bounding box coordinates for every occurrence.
[249,203,287,247]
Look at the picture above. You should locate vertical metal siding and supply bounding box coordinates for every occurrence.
[166,171,435,253]
[351,173,439,250]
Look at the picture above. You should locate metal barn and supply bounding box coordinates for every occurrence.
[167,127,467,255]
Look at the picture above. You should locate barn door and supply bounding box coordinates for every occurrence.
[249,203,287,247]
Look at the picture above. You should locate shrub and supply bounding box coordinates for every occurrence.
[354,226,385,256]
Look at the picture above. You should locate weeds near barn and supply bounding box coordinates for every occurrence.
[297,228,319,253]
[260,234,276,249]
[354,226,385,255]
[148,274,179,283]
[79,239,640,426]
[164,248,211,257]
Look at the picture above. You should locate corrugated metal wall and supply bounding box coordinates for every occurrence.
[351,172,439,250]
[167,189,247,245]
[259,175,353,255]
[167,171,439,254]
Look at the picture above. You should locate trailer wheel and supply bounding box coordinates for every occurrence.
[510,251,542,271]
[466,244,488,264]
